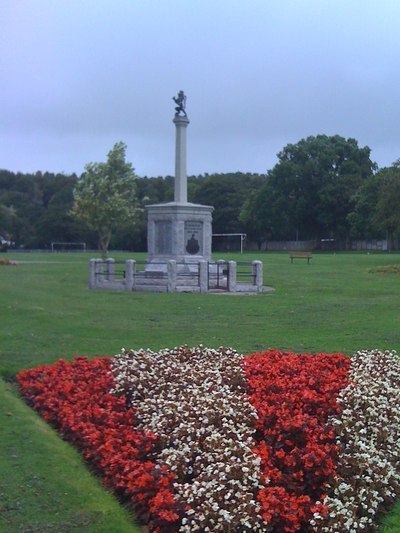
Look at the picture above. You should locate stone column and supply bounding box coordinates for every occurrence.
[173,115,190,203]
[88,259,96,289]
[167,260,177,292]
[227,261,237,292]
[199,260,208,293]
[125,260,135,291]
[252,260,263,292]
[95,259,104,286]
[106,258,115,282]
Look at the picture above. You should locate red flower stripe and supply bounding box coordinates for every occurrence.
[17,357,182,531]
[243,350,350,532]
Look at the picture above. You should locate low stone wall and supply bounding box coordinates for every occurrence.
[88,258,263,294]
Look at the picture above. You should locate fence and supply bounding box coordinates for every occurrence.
[88,258,263,293]
[246,238,400,252]
[351,240,388,251]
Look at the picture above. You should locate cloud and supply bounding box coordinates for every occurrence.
[1,0,399,175]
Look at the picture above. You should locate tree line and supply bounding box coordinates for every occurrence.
[0,135,399,252]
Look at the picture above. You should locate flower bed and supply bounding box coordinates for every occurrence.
[17,347,400,532]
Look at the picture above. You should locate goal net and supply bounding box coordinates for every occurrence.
[212,233,246,253]
[51,242,87,252]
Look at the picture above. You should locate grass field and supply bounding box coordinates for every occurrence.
[1,250,400,532]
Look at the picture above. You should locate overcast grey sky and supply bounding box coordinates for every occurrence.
[1,0,399,177]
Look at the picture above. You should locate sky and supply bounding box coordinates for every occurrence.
[1,0,399,178]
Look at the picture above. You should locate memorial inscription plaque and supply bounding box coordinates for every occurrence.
[184,221,203,255]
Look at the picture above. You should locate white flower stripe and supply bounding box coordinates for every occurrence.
[111,345,268,532]
[311,349,400,532]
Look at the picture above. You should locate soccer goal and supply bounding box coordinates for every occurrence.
[212,233,246,253]
[51,242,87,252]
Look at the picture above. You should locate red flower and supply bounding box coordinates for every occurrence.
[244,350,350,531]
[17,357,182,530]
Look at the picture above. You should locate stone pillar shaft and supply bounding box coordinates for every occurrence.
[199,260,208,293]
[227,261,237,292]
[167,260,177,292]
[125,259,135,291]
[173,115,190,203]
[88,258,96,288]
[252,260,263,292]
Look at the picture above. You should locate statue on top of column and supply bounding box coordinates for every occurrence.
[173,90,187,117]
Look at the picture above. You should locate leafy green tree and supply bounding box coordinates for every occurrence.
[347,174,381,239]
[348,161,400,249]
[242,135,375,244]
[136,175,174,205]
[0,169,82,248]
[240,189,275,249]
[36,185,85,247]
[0,204,16,240]
[72,142,138,254]
[191,173,265,233]
[373,162,400,250]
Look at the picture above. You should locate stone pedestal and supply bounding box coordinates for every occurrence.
[146,202,213,269]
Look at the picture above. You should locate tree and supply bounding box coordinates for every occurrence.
[347,174,381,240]
[242,135,376,244]
[0,169,87,248]
[190,172,265,233]
[72,142,138,254]
[373,162,400,251]
[348,161,400,249]
[240,189,275,249]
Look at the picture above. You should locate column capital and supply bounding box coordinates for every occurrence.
[173,115,190,126]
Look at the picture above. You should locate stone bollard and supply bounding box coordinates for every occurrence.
[105,258,115,282]
[88,258,97,289]
[167,260,177,292]
[199,260,208,293]
[125,260,135,291]
[252,260,263,292]
[95,259,104,286]
[227,261,237,292]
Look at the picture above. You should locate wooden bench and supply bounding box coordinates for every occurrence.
[289,251,312,264]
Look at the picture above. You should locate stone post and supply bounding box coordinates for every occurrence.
[167,260,177,292]
[216,259,226,289]
[125,260,135,291]
[88,258,96,289]
[199,260,208,293]
[106,258,115,282]
[95,259,104,286]
[227,261,237,292]
[252,260,263,292]
[173,115,190,203]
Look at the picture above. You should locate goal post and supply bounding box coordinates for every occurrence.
[51,242,87,252]
[212,233,246,254]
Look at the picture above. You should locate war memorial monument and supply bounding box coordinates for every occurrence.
[89,92,263,293]
[145,90,213,270]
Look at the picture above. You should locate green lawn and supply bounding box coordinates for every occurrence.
[1,250,400,531]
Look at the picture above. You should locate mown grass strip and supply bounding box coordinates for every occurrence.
[0,378,141,533]
[1,251,400,531]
